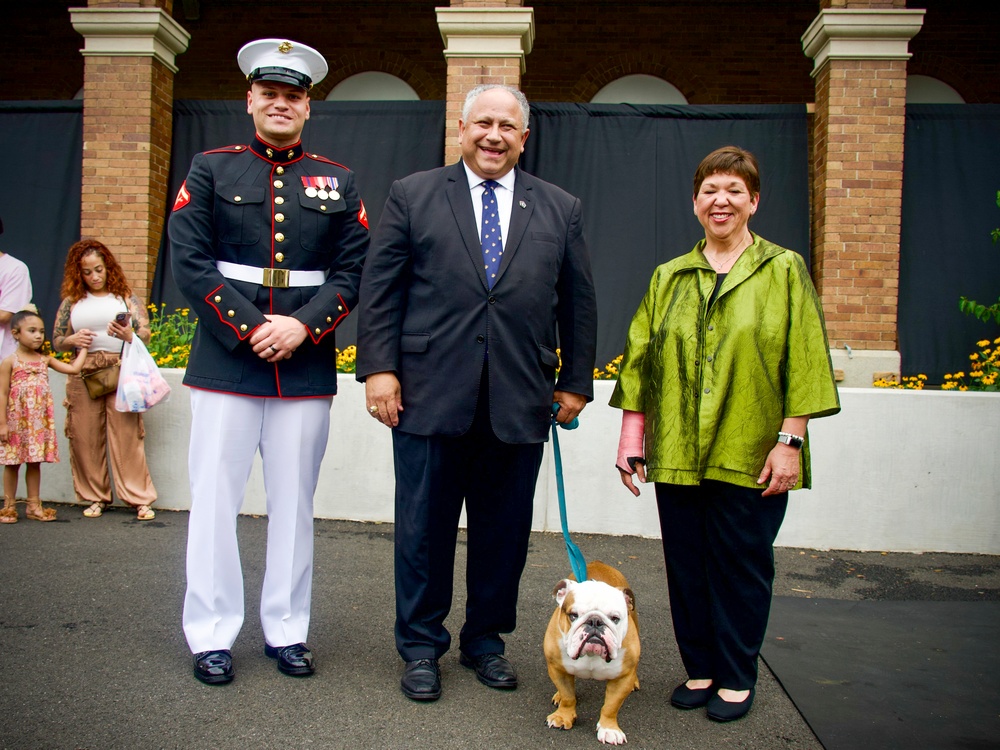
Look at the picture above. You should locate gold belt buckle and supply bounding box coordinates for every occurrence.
[262,268,289,288]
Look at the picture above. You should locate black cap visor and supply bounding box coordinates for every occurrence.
[249,66,312,90]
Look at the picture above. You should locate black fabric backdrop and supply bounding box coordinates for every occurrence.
[521,103,811,368]
[899,105,1000,380]
[3,99,998,379]
[0,101,83,328]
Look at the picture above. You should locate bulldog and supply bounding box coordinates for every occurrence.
[544,560,640,745]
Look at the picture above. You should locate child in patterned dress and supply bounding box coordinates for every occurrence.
[0,311,87,523]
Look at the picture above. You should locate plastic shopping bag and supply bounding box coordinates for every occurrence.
[115,337,171,413]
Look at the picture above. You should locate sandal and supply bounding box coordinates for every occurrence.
[0,496,17,524]
[136,505,156,521]
[25,497,57,522]
[83,502,107,518]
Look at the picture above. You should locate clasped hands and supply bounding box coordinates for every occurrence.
[250,315,306,362]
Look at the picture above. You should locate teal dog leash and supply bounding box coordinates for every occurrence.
[551,404,587,582]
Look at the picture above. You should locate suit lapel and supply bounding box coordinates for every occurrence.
[495,168,533,286]
[445,163,490,289]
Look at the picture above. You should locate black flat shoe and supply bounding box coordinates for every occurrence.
[707,687,755,722]
[401,658,441,701]
[459,652,518,689]
[670,681,713,709]
[193,649,234,685]
[264,642,315,676]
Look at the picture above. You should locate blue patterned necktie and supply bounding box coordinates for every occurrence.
[480,180,503,289]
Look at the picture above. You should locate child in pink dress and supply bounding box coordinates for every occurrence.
[0,311,86,523]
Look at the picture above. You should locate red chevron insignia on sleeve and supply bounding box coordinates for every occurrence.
[358,200,368,229]
[172,181,191,211]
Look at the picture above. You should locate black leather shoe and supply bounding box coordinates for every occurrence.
[264,642,315,676]
[707,687,755,722]
[401,658,441,701]
[670,680,713,709]
[459,652,518,689]
[193,650,234,685]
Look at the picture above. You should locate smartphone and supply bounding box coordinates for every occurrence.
[115,312,130,325]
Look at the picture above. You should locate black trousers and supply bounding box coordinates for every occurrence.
[655,480,788,690]
[391,373,544,662]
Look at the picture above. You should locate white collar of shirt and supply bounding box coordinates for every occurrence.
[464,163,516,249]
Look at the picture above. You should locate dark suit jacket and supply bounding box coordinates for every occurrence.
[356,162,597,444]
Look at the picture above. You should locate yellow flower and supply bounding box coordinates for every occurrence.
[943,373,953,380]
[970,353,979,361]
[977,340,991,347]
[959,385,969,391]
[941,381,958,390]
[955,371,965,378]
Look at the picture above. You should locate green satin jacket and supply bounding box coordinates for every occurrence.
[609,234,841,489]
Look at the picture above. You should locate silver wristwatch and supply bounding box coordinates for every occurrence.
[777,432,804,449]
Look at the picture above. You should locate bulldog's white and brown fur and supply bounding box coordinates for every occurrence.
[544,561,640,745]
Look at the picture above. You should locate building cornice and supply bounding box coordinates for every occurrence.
[801,9,925,77]
[71,8,191,73]
[435,7,535,73]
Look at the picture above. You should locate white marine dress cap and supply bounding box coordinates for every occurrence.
[237,39,328,89]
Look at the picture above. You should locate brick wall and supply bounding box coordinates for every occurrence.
[4,2,998,105]
[80,54,175,302]
[811,58,908,350]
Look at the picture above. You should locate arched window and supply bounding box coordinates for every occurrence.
[590,74,688,105]
[325,72,419,101]
[906,75,965,104]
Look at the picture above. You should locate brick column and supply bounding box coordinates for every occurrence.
[802,6,924,386]
[70,4,189,303]
[436,4,534,165]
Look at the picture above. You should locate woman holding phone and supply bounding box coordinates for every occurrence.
[52,239,158,520]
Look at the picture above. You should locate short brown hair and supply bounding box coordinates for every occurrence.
[692,146,760,198]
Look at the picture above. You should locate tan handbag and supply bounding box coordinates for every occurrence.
[80,340,124,399]
[81,363,120,399]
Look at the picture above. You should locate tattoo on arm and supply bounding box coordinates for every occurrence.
[130,295,152,345]
[52,300,73,351]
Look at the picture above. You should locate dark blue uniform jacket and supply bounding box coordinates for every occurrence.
[168,135,369,397]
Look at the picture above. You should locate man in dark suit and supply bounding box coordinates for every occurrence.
[356,84,597,701]
[169,39,368,686]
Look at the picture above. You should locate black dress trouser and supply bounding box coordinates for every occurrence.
[392,369,544,662]
[655,480,788,690]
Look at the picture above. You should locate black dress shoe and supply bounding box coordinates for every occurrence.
[401,658,441,701]
[459,652,518,689]
[193,650,234,685]
[264,642,315,676]
[670,680,713,709]
[707,687,755,722]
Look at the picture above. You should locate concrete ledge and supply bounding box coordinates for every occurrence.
[44,373,1000,554]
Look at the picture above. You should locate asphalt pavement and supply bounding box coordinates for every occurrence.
[1,503,996,750]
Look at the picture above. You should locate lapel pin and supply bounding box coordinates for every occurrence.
[519,200,527,209]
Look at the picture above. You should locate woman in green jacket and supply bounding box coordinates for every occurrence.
[610,146,840,722]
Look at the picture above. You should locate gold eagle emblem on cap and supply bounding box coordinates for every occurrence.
[278,41,293,54]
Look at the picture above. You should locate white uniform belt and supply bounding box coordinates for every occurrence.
[216,261,328,288]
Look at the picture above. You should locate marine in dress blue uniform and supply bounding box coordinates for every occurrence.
[168,39,369,685]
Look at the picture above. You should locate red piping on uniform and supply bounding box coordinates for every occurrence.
[204,284,258,340]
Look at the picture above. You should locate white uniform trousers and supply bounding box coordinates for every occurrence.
[182,389,332,654]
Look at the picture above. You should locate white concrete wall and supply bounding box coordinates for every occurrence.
[43,373,1000,554]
